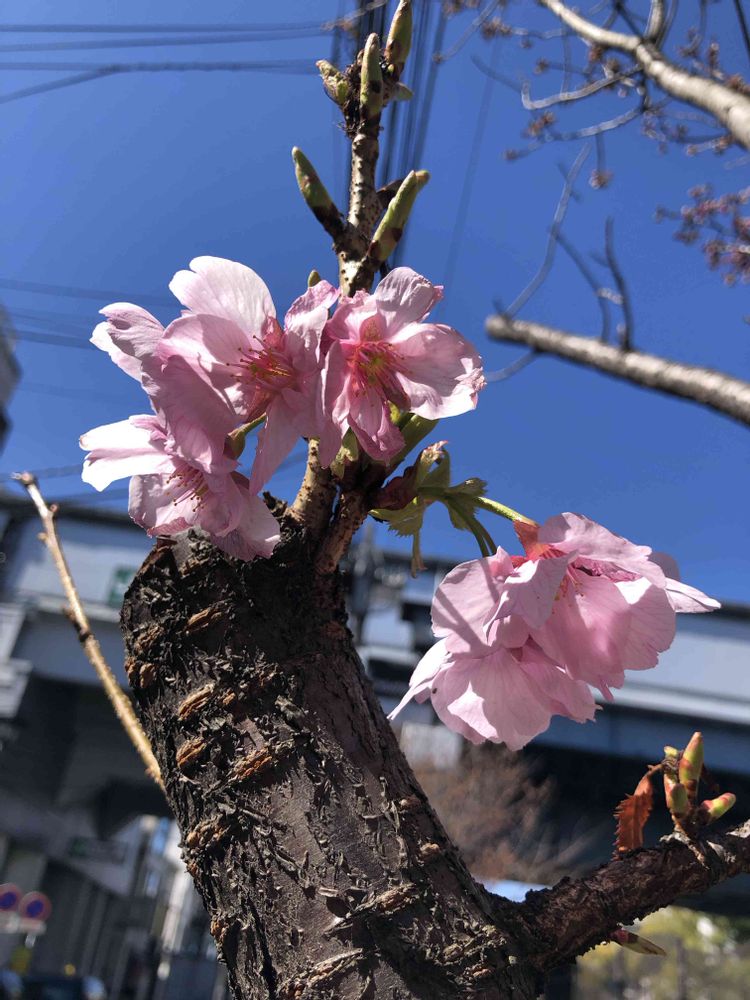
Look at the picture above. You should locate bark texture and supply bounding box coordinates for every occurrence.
[121,525,538,1000]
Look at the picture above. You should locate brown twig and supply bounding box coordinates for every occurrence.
[13,472,163,790]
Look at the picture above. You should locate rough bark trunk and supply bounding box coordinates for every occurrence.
[121,524,539,1000]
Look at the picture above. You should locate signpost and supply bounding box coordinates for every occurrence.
[0,887,52,940]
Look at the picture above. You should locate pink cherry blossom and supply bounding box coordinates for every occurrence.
[319,267,485,465]
[388,637,596,750]
[80,358,279,562]
[157,256,338,490]
[390,513,719,749]
[91,303,165,382]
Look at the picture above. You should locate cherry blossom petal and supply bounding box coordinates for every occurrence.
[80,417,172,491]
[347,386,404,461]
[169,256,275,334]
[392,324,485,419]
[531,571,632,693]
[615,577,677,669]
[496,554,571,629]
[284,280,338,354]
[662,578,721,613]
[374,267,444,333]
[536,513,659,579]
[387,639,451,720]
[128,473,196,536]
[430,650,558,750]
[142,356,237,474]
[432,553,511,654]
[208,484,279,561]
[246,401,301,493]
[92,304,164,381]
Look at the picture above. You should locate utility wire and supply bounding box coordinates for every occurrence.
[0,277,173,308]
[442,38,500,289]
[0,29,326,53]
[0,21,325,33]
[1,59,317,72]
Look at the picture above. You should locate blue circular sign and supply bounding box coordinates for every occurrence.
[19,892,51,922]
[0,884,21,912]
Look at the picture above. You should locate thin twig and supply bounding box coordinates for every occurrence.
[603,216,634,349]
[505,144,589,317]
[556,231,611,342]
[13,472,163,790]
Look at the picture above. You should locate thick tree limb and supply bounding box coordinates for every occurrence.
[538,0,750,149]
[486,315,750,427]
[517,820,750,972]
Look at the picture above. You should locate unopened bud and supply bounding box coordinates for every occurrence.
[678,731,704,800]
[316,59,348,106]
[664,775,689,821]
[307,270,322,288]
[664,745,679,759]
[700,792,736,823]
[368,169,429,263]
[384,0,413,79]
[611,928,666,957]
[360,33,383,121]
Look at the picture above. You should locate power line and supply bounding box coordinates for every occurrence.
[442,38,500,290]
[0,463,82,483]
[0,61,317,105]
[0,21,325,34]
[0,29,326,54]
[12,329,95,348]
[0,59,318,72]
[0,277,173,308]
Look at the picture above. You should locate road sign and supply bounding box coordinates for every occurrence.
[18,892,51,922]
[0,884,21,912]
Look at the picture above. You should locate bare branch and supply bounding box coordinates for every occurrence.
[521,68,636,111]
[517,819,750,971]
[538,0,750,148]
[14,472,163,789]
[556,231,611,341]
[603,217,634,349]
[506,145,589,316]
[485,315,750,427]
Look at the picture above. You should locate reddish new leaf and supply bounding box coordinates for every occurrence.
[614,770,656,856]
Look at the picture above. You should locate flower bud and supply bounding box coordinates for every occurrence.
[360,34,383,122]
[664,774,689,821]
[700,792,736,823]
[316,59,348,106]
[678,731,703,800]
[384,0,413,79]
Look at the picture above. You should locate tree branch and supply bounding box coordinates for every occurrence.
[485,315,750,427]
[538,0,750,149]
[516,820,750,972]
[14,472,163,789]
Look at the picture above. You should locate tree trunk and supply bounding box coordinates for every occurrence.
[121,525,541,1000]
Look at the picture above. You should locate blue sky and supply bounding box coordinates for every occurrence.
[1,0,748,601]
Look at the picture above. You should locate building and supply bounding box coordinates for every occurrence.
[1,490,748,997]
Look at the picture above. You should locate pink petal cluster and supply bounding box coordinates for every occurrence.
[81,257,483,559]
[82,312,279,561]
[319,267,485,464]
[390,513,719,750]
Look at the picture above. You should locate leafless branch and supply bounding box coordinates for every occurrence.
[486,315,750,427]
[538,0,750,148]
[556,231,611,341]
[521,67,637,111]
[13,472,163,789]
[603,216,634,349]
[505,145,589,316]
